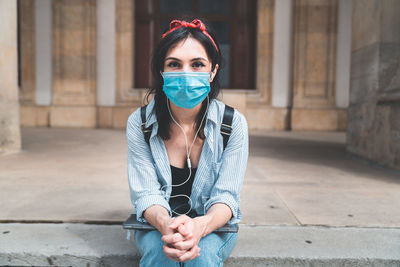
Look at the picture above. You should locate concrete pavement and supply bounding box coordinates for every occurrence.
[1,128,399,227]
[1,127,400,266]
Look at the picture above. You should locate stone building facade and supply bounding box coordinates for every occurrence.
[17,0,348,131]
[0,1,21,154]
[347,0,400,169]
[1,0,399,169]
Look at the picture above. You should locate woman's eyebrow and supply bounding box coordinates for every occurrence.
[165,57,181,61]
[191,57,208,62]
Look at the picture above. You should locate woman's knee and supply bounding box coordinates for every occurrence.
[134,230,179,266]
[185,233,237,267]
[134,230,163,255]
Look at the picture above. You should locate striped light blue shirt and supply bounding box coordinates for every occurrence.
[126,97,249,224]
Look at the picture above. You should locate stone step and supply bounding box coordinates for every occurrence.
[1,223,399,267]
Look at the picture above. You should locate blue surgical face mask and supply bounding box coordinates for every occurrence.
[162,72,211,109]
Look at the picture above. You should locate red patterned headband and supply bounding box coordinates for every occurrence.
[162,19,219,52]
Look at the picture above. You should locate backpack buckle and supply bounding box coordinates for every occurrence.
[220,123,232,136]
[142,122,152,133]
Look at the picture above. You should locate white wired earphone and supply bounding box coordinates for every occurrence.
[161,95,209,216]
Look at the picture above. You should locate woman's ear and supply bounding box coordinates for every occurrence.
[209,64,219,83]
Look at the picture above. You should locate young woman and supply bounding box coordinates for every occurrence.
[126,19,249,266]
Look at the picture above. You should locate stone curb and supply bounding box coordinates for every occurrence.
[1,223,399,267]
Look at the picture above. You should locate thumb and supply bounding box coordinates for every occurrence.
[178,223,192,237]
[169,215,189,229]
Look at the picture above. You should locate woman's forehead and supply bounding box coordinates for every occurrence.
[166,37,209,60]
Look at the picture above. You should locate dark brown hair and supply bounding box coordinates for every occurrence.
[145,19,223,140]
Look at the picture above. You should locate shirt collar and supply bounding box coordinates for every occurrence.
[205,98,218,125]
[143,98,157,128]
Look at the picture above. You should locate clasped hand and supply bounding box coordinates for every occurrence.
[161,215,205,262]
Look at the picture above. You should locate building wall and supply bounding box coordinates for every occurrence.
[291,0,347,131]
[347,0,400,169]
[19,0,348,131]
[0,0,21,154]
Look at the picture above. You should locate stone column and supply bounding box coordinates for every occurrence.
[347,0,400,169]
[272,0,293,108]
[246,0,280,130]
[97,0,139,129]
[51,0,97,128]
[97,0,115,107]
[0,1,21,154]
[335,0,351,109]
[115,0,135,106]
[19,0,36,106]
[291,0,345,131]
[35,0,52,106]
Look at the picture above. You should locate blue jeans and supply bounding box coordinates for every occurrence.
[134,229,237,266]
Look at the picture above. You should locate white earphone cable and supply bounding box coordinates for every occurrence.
[162,95,209,216]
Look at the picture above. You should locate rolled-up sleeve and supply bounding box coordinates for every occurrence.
[126,110,171,223]
[204,110,249,224]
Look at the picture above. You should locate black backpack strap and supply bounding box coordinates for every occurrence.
[140,105,152,146]
[142,103,233,150]
[220,104,234,151]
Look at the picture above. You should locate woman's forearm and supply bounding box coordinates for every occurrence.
[194,203,232,237]
[143,205,171,234]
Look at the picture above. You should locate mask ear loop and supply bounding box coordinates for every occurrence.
[162,95,210,216]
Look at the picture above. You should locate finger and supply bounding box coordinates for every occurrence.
[163,244,185,259]
[163,246,180,262]
[162,232,185,244]
[179,245,199,262]
[178,244,200,263]
[169,215,190,229]
[172,238,195,251]
[194,246,201,258]
[177,223,192,237]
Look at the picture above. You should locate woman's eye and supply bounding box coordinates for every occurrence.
[192,62,205,68]
[167,61,180,68]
